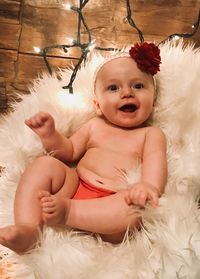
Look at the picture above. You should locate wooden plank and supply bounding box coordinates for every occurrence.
[13,53,77,91]
[0,49,18,83]
[0,79,7,112]
[86,0,200,46]
[24,0,77,8]
[132,6,199,35]
[0,86,7,110]
[19,4,79,56]
[3,53,77,112]
[0,22,21,49]
[0,49,18,112]
[20,1,200,58]
[0,0,21,24]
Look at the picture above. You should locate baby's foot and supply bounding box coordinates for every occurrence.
[38,190,70,226]
[0,225,39,254]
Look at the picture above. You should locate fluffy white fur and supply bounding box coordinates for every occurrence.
[1,41,200,279]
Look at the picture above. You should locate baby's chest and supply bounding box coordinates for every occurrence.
[89,129,146,155]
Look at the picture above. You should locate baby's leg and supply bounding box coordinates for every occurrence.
[40,190,140,243]
[67,191,141,242]
[0,156,78,253]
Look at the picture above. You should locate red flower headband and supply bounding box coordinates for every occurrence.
[129,42,161,75]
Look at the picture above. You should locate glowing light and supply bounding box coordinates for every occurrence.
[123,17,128,24]
[57,90,86,109]
[88,40,96,51]
[33,46,41,53]
[62,3,71,10]
[67,37,74,44]
[173,35,180,41]
[192,24,195,29]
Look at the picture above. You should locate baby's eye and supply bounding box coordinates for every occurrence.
[132,83,144,89]
[108,84,119,92]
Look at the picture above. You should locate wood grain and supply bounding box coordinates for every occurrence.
[0,0,21,24]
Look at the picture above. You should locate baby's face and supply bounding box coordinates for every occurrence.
[93,57,155,128]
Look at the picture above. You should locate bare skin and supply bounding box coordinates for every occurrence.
[0,57,167,253]
[39,189,141,243]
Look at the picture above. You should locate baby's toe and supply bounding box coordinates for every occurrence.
[38,190,51,200]
[42,206,54,213]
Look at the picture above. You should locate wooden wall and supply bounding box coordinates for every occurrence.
[0,0,200,113]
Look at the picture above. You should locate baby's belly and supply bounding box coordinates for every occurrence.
[76,149,141,191]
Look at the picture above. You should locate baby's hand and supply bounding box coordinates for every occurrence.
[124,182,160,208]
[25,112,55,139]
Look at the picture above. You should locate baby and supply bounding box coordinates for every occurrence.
[0,42,167,253]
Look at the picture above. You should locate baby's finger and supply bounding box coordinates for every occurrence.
[25,113,43,127]
[24,119,32,127]
[124,195,132,205]
[26,117,40,128]
[148,193,158,208]
[32,115,46,127]
[35,114,45,126]
[136,193,147,207]
[39,112,51,121]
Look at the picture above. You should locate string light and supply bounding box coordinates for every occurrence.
[36,0,200,94]
[62,3,71,10]
[88,40,96,51]
[172,35,180,41]
[125,0,144,43]
[67,37,75,44]
[33,46,41,54]
[159,9,200,45]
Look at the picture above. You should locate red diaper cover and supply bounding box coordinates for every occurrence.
[72,179,116,200]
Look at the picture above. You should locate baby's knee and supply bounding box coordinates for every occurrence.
[28,156,64,176]
[32,156,59,168]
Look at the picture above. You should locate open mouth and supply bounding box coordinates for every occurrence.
[119,104,138,112]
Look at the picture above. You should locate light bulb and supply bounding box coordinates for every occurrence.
[33,46,41,53]
[62,3,71,10]
[173,35,180,41]
[88,40,96,51]
[67,37,74,44]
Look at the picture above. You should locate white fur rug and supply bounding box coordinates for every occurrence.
[1,41,200,279]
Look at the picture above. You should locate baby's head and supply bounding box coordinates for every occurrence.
[93,42,161,128]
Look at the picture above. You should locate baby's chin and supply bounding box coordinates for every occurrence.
[111,112,152,129]
[109,119,144,129]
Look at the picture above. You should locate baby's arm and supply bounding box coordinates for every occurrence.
[25,112,90,163]
[125,126,167,208]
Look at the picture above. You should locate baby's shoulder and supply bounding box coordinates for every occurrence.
[80,117,102,134]
[80,117,98,127]
[144,126,166,144]
[87,116,103,127]
[134,125,163,135]
[145,126,165,136]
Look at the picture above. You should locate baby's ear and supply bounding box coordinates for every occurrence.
[93,99,103,116]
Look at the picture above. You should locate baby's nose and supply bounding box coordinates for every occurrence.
[121,86,135,98]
